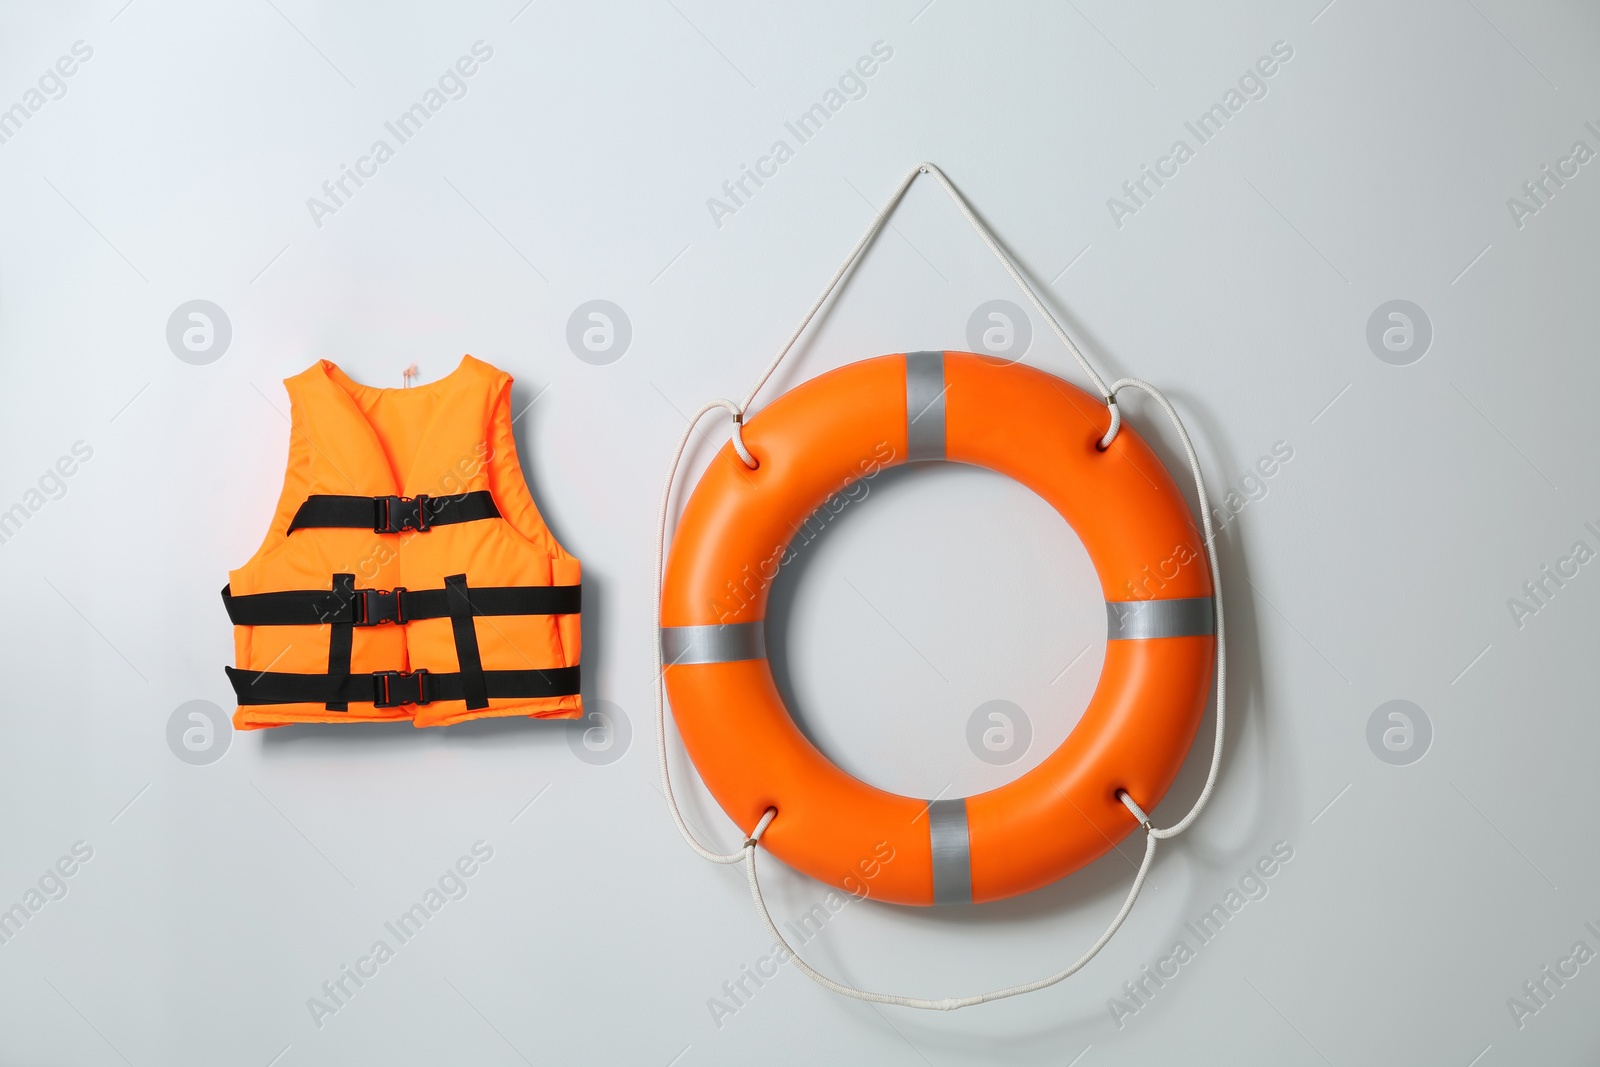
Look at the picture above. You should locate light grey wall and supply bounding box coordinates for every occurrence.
[1,0,1597,1064]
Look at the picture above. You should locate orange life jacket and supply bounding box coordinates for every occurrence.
[222,356,582,729]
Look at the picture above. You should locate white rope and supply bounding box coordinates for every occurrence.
[653,398,753,865]
[743,815,1159,1010]
[1108,378,1227,841]
[651,164,1228,1008]
[736,162,1123,449]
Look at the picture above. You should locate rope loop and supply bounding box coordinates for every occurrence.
[737,161,1116,417]
[1099,392,1122,450]
[728,410,757,469]
[744,807,777,848]
[654,398,764,866]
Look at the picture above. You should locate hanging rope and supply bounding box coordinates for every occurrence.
[652,163,1226,1007]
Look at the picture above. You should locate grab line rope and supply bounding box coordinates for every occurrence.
[652,163,1226,1008]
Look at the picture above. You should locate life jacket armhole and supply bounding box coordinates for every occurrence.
[487,376,574,562]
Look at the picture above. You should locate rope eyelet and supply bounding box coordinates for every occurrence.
[745,807,778,847]
[1097,395,1121,451]
[1117,789,1153,831]
[730,413,759,470]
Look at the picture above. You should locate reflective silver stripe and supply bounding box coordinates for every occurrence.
[1106,597,1215,640]
[928,797,971,904]
[905,350,946,462]
[660,621,766,664]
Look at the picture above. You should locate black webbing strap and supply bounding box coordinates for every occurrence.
[445,574,489,711]
[325,574,355,712]
[287,491,500,534]
[225,665,581,707]
[221,582,581,627]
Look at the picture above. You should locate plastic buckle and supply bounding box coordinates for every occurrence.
[372,669,430,708]
[374,495,433,534]
[354,588,407,626]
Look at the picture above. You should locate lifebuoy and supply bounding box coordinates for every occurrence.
[661,351,1214,906]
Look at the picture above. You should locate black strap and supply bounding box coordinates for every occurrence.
[225,665,581,707]
[445,574,489,711]
[221,582,580,627]
[287,491,500,534]
[325,574,355,712]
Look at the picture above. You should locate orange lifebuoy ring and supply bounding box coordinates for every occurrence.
[662,351,1214,906]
